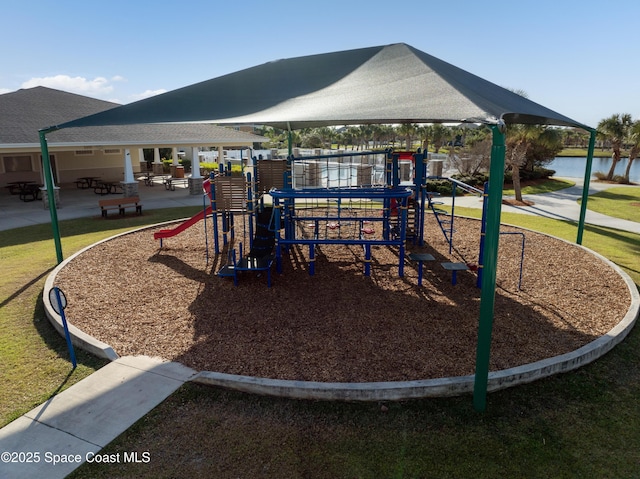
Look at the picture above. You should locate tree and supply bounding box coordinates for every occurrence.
[430,124,450,153]
[457,137,491,175]
[624,120,640,183]
[316,127,336,149]
[505,125,563,202]
[262,127,287,148]
[397,123,417,149]
[506,124,535,202]
[357,125,374,150]
[597,113,633,180]
[525,127,564,169]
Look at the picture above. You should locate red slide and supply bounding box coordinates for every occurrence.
[153,205,213,240]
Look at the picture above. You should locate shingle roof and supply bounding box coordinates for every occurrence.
[0,86,265,147]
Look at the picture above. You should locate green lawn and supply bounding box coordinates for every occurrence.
[558,148,616,157]
[0,206,200,427]
[2,202,639,478]
[579,186,640,223]
[502,178,575,197]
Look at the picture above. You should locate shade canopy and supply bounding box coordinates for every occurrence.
[53,43,590,132]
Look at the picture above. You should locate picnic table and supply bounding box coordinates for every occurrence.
[5,181,36,195]
[75,176,101,189]
[139,171,155,186]
[163,177,189,191]
[93,181,123,195]
[18,184,42,202]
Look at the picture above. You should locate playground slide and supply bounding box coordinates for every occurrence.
[153,205,213,240]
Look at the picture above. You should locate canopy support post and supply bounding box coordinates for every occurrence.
[286,122,293,157]
[39,128,63,264]
[473,121,506,412]
[576,129,596,244]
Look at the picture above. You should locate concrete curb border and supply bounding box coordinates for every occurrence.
[44,223,639,401]
[43,220,179,361]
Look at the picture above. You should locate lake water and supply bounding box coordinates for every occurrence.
[548,156,640,183]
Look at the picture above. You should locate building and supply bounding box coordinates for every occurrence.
[0,86,265,195]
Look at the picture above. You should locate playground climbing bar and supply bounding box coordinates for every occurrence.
[270,186,412,277]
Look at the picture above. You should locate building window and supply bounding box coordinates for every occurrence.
[74,150,94,156]
[2,155,32,172]
[104,148,121,155]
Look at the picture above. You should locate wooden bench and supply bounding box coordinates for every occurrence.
[98,196,142,218]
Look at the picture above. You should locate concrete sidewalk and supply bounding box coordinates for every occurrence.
[1,176,637,234]
[0,356,195,479]
[0,177,205,232]
[437,178,640,234]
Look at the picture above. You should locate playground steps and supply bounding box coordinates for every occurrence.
[427,195,455,246]
[217,206,276,287]
[405,206,417,240]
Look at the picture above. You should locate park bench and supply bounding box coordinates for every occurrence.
[98,196,143,218]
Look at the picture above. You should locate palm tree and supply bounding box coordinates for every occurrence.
[397,123,417,149]
[506,124,536,202]
[430,124,450,153]
[357,125,374,150]
[316,127,336,149]
[624,120,640,183]
[597,113,633,180]
[505,125,564,202]
[262,127,286,148]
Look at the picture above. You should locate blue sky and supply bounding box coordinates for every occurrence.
[2,0,638,128]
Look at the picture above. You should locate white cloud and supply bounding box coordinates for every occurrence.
[21,75,116,96]
[0,87,11,95]
[128,89,167,102]
[17,74,166,104]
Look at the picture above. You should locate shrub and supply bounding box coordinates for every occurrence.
[426,179,453,195]
[504,167,556,183]
[450,173,488,188]
[612,175,630,184]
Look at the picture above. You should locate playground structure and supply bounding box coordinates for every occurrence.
[152,149,525,288]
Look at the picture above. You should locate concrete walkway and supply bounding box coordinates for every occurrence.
[1,176,638,234]
[0,176,204,232]
[0,356,195,479]
[437,178,640,234]
[0,175,638,478]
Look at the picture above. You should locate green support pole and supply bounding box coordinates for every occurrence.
[473,122,506,412]
[576,129,596,245]
[287,122,293,158]
[39,129,64,263]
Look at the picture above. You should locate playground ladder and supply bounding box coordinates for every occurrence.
[427,192,454,252]
[427,178,483,254]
